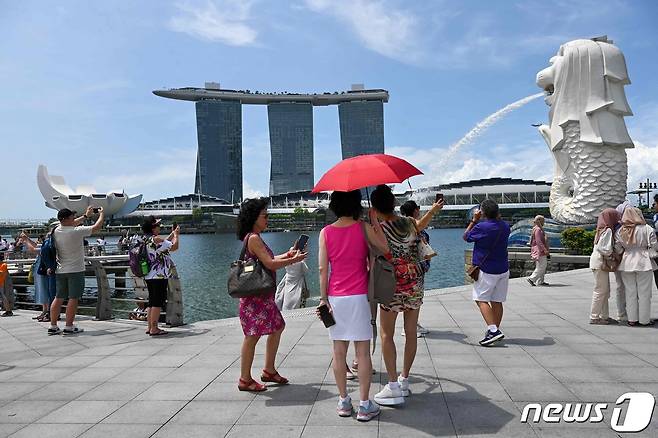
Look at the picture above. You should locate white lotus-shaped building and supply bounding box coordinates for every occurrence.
[37,165,142,217]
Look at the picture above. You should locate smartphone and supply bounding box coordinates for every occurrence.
[317,304,336,328]
[435,193,444,203]
[92,208,100,214]
[295,234,309,251]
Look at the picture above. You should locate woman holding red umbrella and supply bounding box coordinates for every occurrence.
[369,185,444,405]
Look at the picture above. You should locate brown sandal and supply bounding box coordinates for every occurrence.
[238,378,267,392]
[261,369,289,385]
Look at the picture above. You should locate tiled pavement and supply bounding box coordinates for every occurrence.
[1,269,657,437]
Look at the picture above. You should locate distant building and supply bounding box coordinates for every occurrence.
[403,178,552,209]
[37,165,141,217]
[125,193,234,218]
[338,100,385,159]
[194,100,242,203]
[268,103,314,195]
[154,84,389,200]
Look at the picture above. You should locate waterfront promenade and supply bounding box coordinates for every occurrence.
[1,269,657,438]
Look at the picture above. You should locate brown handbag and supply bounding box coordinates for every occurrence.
[227,234,276,299]
[467,265,481,281]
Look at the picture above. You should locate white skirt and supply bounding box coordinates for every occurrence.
[328,294,373,341]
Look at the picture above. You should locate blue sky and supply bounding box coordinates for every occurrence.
[2,0,657,219]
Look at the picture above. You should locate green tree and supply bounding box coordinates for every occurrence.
[192,207,204,224]
[561,227,596,255]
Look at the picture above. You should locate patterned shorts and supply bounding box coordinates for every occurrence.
[380,291,424,313]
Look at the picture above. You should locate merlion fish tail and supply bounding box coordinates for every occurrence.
[540,122,627,223]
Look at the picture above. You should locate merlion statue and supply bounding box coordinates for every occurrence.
[536,37,634,224]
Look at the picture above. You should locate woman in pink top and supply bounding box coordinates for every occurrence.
[527,215,550,286]
[318,190,388,422]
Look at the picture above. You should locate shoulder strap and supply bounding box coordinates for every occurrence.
[239,233,251,261]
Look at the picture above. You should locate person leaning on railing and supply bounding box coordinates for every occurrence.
[20,230,57,321]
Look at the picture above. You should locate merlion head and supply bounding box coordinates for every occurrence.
[536,37,634,150]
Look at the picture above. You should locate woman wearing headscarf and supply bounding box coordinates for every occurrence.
[527,215,550,286]
[614,207,658,326]
[589,209,622,324]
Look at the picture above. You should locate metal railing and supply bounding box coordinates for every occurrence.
[5,255,183,326]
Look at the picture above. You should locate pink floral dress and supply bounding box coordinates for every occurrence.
[239,233,286,336]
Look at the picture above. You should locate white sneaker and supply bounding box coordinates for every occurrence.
[374,383,405,406]
[356,400,381,422]
[337,396,353,417]
[397,375,410,396]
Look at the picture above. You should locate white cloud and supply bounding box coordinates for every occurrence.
[92,147,197,194]
[388,130,658,199]
[243,181,265,199]
[303,0,632,69]
[304,0,424,64]
[627,140,658,198]
[169,0,258,46]
[388,143,553,190]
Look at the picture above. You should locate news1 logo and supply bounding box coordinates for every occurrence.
[521,392,655,432]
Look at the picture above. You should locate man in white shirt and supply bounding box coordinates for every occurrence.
[48,206,104,335]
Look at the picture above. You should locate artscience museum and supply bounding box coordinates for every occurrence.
[37,165,142,218]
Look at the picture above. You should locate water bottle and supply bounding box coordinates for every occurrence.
[140,259,149,276]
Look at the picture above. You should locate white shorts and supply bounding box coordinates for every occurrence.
[328,294,373,341]
[472,271,509,303]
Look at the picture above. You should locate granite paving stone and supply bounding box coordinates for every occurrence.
[168,400,251,425]
[101,400,187,424]
[37,400,125,424]
[1,269,657,437]
[151,424,232,438]
[7,423,92,438]
[77,424,160,438]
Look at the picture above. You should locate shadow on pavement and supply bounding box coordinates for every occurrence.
[503,336,555,346]
[423,330,470,344]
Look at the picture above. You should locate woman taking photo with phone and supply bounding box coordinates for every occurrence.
[369,185,443,405]
[141,216,179,336]
[237,198,307,392]
[318,190,388,421]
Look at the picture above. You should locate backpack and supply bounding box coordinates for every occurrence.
[129,237,150,278]
[37,227,58,276]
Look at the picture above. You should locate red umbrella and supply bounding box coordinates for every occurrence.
[311,154,423,193]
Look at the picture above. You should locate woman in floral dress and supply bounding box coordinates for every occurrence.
[142,216,179,336]
[237,198,307,392]
[369,185,443,405]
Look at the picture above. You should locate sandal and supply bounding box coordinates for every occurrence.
[628,321,639,327]
[149,330,168,336]
[238,378,267,392]
[261,369,289,385]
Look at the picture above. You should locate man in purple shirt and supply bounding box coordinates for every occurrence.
[463,199,511,346]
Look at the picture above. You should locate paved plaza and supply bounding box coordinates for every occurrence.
[1,268,658,438]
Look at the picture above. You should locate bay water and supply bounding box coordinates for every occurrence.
[172,229,469,323]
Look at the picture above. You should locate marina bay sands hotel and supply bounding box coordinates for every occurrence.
[153,83,388,201]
